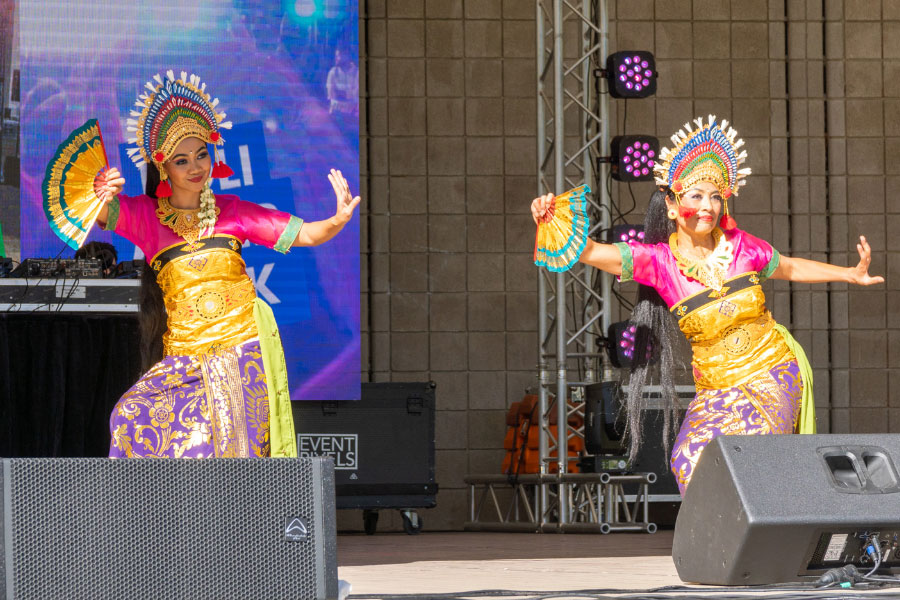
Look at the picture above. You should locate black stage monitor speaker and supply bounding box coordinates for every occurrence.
[0,457,337,599]
[673,434,900,585]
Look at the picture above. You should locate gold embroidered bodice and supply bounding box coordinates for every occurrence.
[672,274,793,390]
[152,236,258,356]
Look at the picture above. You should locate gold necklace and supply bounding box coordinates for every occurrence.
[668,228,734,291]
[156,196,219,246]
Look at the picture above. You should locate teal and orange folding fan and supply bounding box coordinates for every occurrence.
[42,119,110,250]
[533,184,591,272]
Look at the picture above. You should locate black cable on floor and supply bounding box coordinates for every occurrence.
[348,579,900,600]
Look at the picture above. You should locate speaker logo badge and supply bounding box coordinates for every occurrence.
[284,516,310,542]
[297,433,358,470]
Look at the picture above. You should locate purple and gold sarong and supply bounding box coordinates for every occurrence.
[670,359,802,494]
[110,340,271,458]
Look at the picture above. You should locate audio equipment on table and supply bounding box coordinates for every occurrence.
[10,257,103,279]
[113,259,145,279]
[0,278,140,312]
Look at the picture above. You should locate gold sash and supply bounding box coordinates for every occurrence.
[153,237,258,356]
[673,275,793,389]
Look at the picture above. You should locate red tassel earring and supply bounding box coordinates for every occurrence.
[720,214,737,230]
[720,195,737,230]
[212,162,234,178]
[156,178,172,198]
[211,144,235,179]
[153,151,172,197]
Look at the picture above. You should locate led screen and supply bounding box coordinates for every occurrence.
[15,0,360,400]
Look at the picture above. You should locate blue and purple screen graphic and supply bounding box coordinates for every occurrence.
[17,0,360,400]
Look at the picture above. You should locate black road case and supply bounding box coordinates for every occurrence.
[292,381,437,534]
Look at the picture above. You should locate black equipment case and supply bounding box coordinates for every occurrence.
[292,381,437,534]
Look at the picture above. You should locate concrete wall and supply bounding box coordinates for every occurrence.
[357,0,900,532]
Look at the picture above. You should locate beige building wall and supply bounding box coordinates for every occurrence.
[357,0,900,532]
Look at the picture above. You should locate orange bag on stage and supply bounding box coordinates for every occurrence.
[502,394,583,475]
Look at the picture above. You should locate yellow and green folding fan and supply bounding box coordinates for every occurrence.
[534,184,591,272]
[42,119,110,250]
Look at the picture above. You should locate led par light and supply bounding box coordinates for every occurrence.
[608,224,645,245]
[606,51,657,99]
[606,320,656,369]
[611,135,659,182]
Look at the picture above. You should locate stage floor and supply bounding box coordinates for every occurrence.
[338,530,681,596]
[337,531,900,599]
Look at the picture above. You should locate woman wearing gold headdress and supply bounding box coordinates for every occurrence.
[93,71,359,459]
[531,116,883,493]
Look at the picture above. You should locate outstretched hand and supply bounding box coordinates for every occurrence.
[94,167,125,203]
[531,193,555,225]
[328,168,361,225]
[850,235,885,285]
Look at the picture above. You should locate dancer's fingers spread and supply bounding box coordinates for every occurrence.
[328,174,342,194]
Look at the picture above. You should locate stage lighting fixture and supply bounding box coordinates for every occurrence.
[606,320,655,369]
[583,381,626,457]
[610,135,659,182]
[608,224,644,245]
[606,51,657,99]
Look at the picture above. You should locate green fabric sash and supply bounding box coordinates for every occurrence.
[253,298,297,457]
[774,323,816,434]
[0,219,5,257]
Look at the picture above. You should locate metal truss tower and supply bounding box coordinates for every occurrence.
[535,0,611,528]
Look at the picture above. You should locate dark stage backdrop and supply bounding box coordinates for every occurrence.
[12,0,360,401]
[0,314,142,457]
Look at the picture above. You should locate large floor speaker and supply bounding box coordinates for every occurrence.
[1,458,337,599]
[673,434,900,585]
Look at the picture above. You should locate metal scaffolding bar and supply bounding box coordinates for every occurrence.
[463,473,657,534]
[535,0,611,531]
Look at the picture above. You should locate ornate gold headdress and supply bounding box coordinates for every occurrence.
[126,70,233,196]
[653,115,751,229]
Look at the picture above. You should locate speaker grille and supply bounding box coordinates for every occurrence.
[4,458,333,599]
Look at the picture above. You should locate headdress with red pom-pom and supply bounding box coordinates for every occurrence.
[126,71,234,196]
[653,115,750,230]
